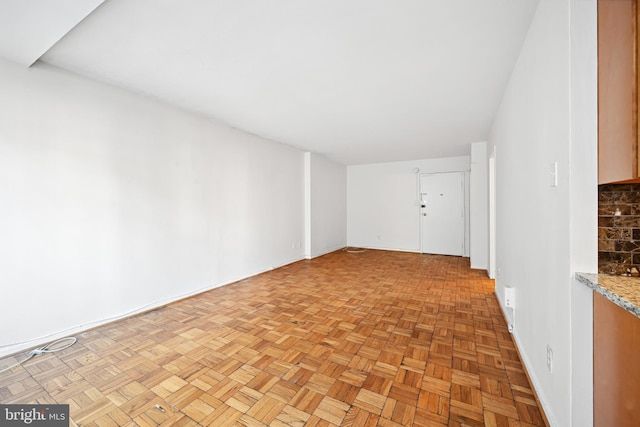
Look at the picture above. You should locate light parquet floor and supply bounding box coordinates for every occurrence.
[0,250,546,426]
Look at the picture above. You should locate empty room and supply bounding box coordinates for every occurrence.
[2,0,625,426]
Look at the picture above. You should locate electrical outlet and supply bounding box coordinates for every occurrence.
[546,345,553,373]
[504,287,515,308]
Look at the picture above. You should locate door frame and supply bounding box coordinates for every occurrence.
[488,155,497,279]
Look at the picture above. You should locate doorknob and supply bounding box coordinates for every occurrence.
[423,213,427,216]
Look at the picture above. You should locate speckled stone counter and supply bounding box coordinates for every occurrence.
[576,272,640,318]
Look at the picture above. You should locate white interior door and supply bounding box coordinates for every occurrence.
[420,172,464,256]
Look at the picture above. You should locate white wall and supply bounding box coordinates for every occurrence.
[569,0,598,425]
[0,59,305,357]
[305,152,347,258]
[347,156,469,253]
[488,0,597,425]
[470,142,488,270]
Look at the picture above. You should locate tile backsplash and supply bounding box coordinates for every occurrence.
[599,184,640,275]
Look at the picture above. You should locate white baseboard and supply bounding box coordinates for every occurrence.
[0,255,306,359]
[495,289,556,427]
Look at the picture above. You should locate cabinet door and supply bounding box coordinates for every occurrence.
[598,0,638,184]
[593,292,640,426]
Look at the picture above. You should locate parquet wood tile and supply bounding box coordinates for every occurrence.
[0,251,547,426]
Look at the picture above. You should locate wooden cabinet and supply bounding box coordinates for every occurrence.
[593,292,640,426]
[598,0,640,184]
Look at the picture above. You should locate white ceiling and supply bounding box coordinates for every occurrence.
[3,0,540,165]
[0,0,104,66]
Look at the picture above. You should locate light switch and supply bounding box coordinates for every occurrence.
[550,162,558,187]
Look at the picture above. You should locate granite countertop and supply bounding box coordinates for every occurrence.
[576,272,640,318]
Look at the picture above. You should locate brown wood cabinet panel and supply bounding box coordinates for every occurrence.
[593,292,640,427]
[598,0,640,184]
